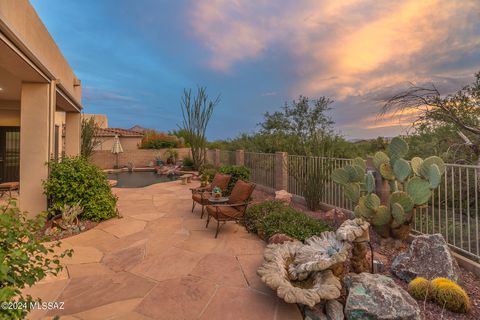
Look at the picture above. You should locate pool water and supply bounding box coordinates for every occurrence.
[107,171,178,188]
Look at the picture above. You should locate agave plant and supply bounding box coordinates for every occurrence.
[57,202,83,230]
[332,137,445,240]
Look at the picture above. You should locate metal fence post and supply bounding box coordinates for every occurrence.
[236,150,245,166]
[275,152,288,191]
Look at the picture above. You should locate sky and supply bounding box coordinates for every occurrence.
[31,0,480,140]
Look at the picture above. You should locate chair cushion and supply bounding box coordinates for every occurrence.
[192,192,211,205]
[210,173,231,192]
[228,180,255,204]
[206,205,242,219]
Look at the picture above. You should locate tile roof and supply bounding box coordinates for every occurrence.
[95,128,144,137]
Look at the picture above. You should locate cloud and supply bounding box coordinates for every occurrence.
[83,86,135,103]
[189,0,480,137]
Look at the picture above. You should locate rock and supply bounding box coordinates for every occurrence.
[391,233,460,282]
[335,218,369,242]
[268,233,295,244]
[323,208,347,227]
[325,300,344,320]
[304,306,328,320]
[344,273,421,320]
[257,241,342,307]
[373,260,385,273]
[275,190,292,206]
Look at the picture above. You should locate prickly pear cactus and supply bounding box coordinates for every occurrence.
[332,137,445,240]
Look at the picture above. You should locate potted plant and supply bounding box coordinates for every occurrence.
[212,186,222,198]
[164,148,178,165]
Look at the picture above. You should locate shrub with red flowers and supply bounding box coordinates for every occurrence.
[140,130,184,149]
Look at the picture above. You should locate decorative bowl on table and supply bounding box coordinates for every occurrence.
[212,186,222,198]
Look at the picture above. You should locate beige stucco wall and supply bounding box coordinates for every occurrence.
[0,0,81,102]
[96,136,141,152]
[90,148,192,169]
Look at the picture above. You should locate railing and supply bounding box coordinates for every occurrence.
[204,148,480,262]
[412,163,480,261]
[244,152,275,189]
[288,156,354,211]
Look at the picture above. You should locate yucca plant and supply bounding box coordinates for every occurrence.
[332,137,445,240]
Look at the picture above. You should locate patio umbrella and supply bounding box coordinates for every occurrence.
[111,135,123,169]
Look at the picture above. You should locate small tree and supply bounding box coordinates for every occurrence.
[81,117,101,158]
[180,87,220,169]
[381,71,480,165]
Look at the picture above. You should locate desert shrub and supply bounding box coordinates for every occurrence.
[198,163,217,183]
[218,165,250,194]
[0,200,72,319]
[182,156,194,167]
[140,130,184,149]
[408,277,431,300]
[245,200,330,241]
[43,157,117,222]
[430,277,470,313]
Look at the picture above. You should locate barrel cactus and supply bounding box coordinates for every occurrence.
[332,137,445,240]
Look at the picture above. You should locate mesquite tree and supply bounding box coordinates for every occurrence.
[180,87,220,169]
[381,71,480,166]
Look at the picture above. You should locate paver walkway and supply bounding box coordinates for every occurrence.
[24,181,302,320]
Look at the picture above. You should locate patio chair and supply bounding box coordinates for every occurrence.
[0,182,19,199]
[191,173,231,218]
[205,180,256,238]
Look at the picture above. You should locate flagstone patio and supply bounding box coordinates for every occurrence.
[24,181,302,320]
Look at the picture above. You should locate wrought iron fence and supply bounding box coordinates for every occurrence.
[412,163,480,261]
[206,149,480,262]
[244,152,275,189]
[285,155,479,262]
[287,156,354,211]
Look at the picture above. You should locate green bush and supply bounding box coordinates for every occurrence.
[218,165,250,194]
[43,157,117,222]
[199,163,217,183]
[199,163,216,175]
[0,200,72,319]
[182,156,194,167]
[245,200,330,241]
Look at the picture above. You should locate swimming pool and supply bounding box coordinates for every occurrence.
[107,171,178,188]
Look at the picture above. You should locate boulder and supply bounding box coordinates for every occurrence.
[344,273,421,320]
[325,300,344,320]
[275,190,292,205]
[268,233,295,244]
[391,233,460,282]
[323,208,347,227]
[302,304,328,320]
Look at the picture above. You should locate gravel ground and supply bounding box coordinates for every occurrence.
[252,189,480,319]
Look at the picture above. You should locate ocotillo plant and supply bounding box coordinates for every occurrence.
[332,137,445,240]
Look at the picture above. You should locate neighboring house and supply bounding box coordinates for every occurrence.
[95,128,143,151]
[0,0,83,215]
[129,125,149,134]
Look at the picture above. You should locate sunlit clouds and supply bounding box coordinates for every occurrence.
[31,0,480,139]
[190,0,480,136]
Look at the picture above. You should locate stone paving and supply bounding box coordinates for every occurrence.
[24,181,302,320]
